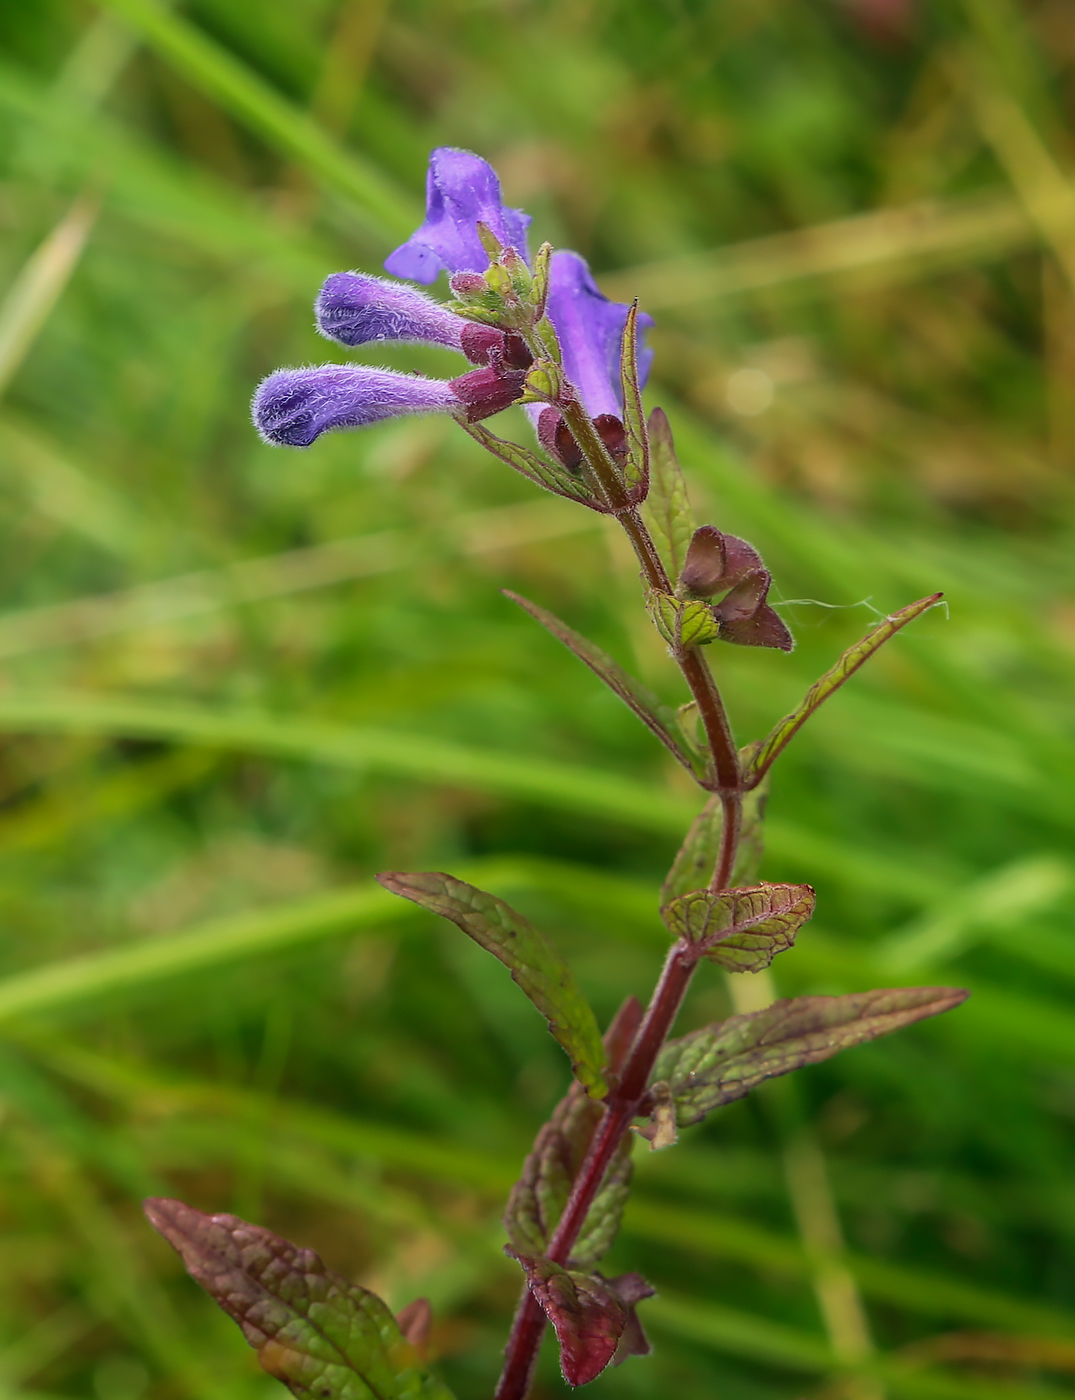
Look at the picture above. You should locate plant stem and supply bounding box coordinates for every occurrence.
[494,388,745,1400]
[556,397,741,802]
[494,942,700,1400]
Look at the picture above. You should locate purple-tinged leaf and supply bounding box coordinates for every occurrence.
[654,987,968,1126]
[640,408,693,581]
[395,1299,433,1361]
[505,998,642,1270]
[618,301,649,499]
[744,593,944,787]
[504,591,708,783]
[456,419,597,508]
[660,882,815,970]
[661,782,768,904]
[143,1199,454,1400]
[375,872,608,1098]
[507,1254,654,1386]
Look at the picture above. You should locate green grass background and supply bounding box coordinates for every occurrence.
[0,0,1074,1396]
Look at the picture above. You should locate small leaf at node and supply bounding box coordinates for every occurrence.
[143,1198,455,1400]
[395,1300,433,1363]
[507,1253,654,1386]
[660,882,814,970]
[640,407,693,580]
[647,591,720,649]
[457,419,597,508]
[654,987,968,1126]
[505,591,708,782]
[377,872,608,1098]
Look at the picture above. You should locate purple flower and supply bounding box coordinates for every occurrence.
[316,272,467,351]
[545,250,654,419]
[253,365,458,447]
[384,147,531,283]
[252,149,655,456]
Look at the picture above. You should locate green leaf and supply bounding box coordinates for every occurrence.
[647,590,720,648]
[640,407,693,580]
[507,1253,653,1386]
[457,420,597,508]
[618,301,649,497]
[662,781,769,904]
[376,872,608,1097]
[503,1079,632,1269]
[744,593,944,785]
[504,590,707,781]
[654,987,968,1126]
[143,1198,454,1400]
[660,882,815,970]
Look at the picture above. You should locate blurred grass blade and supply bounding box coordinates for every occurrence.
[0,192,100,397]
[96,0,415,236]
[601,191,1053,308]
[877,855,1071,972]
[0,497,593,654]
[962,56,1075,291]
[0,885,407,1024]
[0,691,696,831]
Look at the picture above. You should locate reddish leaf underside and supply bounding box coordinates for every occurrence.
[508,1252,654,1386]
[144,1198,444,1400]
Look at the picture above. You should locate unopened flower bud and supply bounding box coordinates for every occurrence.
[448,366,529,422]
[450,271,490,299]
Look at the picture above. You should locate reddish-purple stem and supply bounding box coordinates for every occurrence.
[494,385,743,1400]
[494,946,698,1400]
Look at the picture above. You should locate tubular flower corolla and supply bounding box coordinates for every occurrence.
[252,366,458,448]
[251,146,652,451]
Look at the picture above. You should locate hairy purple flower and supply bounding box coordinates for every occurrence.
[546,250,654,420]
[253,365,457,447]
[384,147,531,283]
[316,272,468,351]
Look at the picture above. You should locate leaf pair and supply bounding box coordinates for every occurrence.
[504,997,643,1271]
[376,871,609,1098]
[653,986,968,1127]
[507,1253,654,1387]
[144,1199,454,1400]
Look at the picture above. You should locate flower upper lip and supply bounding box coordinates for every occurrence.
[384,146,532,284]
